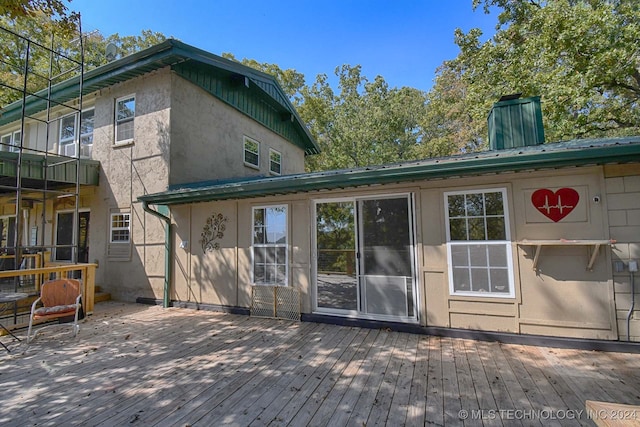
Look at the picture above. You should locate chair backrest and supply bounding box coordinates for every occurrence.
[41,279,81,307]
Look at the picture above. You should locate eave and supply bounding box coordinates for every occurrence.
[138,137,640,206]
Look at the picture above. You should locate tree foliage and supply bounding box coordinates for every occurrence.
[443,0,640,144]
[0,12,166,106]
[300,65,427,170]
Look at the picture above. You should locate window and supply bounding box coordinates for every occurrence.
[269,149,281,175]
[252,206,287,286]
[115,95,135,145]
[110,212,131,243]
[58,109,94,157]
[445,188,514,297]
[1,130,21,152]
[244,137,260,168]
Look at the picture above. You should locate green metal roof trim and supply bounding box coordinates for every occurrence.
[0,40,319,155]
[139,137,640,206]
[0,151,100,186]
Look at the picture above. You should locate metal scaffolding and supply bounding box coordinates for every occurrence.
[0,21,85,290]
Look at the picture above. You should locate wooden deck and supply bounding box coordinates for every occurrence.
[1,301,640,426]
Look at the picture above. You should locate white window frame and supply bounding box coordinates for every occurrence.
[269,148,282,175]
[444,188,515,298]
[252,205,288,286]
[1,130,21,152]
[115,94,135,145]
[58,109,95,158]
[243,136,260,169]
[110,212,131,244]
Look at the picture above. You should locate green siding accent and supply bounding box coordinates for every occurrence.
[172,62,315,154]
[488,96,545,150]
[0,152,99,186]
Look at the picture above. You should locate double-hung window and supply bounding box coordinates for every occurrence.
[58,109,94,158]
[252,206,287,286]
[115,95,135,145]
[269,149,281,175]
[108,209,131,260]
[244,137,260,169]
[110,212,131,243]
[1,130,21,152]
[445,188,514,297]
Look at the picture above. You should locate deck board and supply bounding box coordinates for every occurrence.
[1,301,640,426]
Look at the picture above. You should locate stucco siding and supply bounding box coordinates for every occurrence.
[91,68,171,300]
[169,74,305,186]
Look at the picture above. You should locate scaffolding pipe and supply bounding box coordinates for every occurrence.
[141,201,172,308]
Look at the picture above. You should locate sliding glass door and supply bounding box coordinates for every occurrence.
[314,194,417,322]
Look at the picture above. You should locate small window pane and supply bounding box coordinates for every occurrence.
[451,245,468,266]
[488,245,508,267]
[469,245,487,266]
[452,267,471,292]
[471,269,489,292]
[255,247,265,264]
[117,97,135,121]
[490,269,509,293]
[254,264,265,283]
[468,218,486,240]
[449,218,467,240]
[466,193,484,216]
[60,115,76,142]
[485,192,504,215]
[116,120,134,141]
[448,194,465,217]
[486,217,506,240]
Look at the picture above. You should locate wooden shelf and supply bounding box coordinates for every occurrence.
[517,239,616,271]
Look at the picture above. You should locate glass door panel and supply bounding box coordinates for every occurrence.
[358,196,414,318]
[315,201,357,311]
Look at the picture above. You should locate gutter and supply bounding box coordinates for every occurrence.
[141,200,172,308]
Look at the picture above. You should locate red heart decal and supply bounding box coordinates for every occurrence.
[531,188,580,222]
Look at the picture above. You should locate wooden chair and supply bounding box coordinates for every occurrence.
[27,278,82,343]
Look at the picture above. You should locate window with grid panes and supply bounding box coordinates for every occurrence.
[115,95,135,144]
[445,189,514,297]
[244,137,260,168]
[252,206,287,286]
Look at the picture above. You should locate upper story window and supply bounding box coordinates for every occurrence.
[244,136,260,169]
[115,95,135,145]
[59,109,94,158]
[269,149,282,175]
[1,130,21,152]
[444,188,514,298]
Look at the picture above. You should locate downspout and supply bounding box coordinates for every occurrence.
[626,260,638,341]
[142,200,172,308]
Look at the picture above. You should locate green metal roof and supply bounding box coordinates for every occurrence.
[0,39,319,155]
[138,136,640,206]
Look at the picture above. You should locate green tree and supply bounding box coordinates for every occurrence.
[1,12,166,106]
[301,65,428,171]
[447,0,640,144]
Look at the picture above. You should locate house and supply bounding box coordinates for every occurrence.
[0,39,318,303]
[139,95,640,344]
[2,37,640,345]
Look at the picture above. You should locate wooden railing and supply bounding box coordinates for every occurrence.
[0,263,97,314]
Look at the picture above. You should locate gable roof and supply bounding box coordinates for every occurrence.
[139,136,640,206]
[0,39,319,155]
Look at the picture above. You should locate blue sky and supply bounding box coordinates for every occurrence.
[71,0,498,92]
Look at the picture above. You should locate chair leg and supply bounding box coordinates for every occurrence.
[26,316,35,344]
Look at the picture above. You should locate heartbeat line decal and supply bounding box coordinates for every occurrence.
[531,188,580,222]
